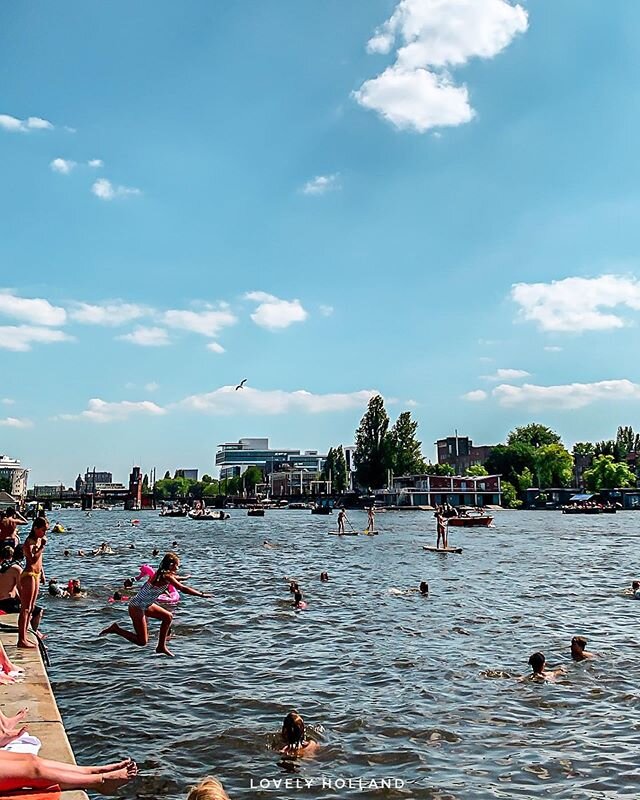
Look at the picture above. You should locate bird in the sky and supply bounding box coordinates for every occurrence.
[235,379,247,391]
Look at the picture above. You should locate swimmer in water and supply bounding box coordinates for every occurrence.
[63,550,70,557]
[289,581,299,594]
[419,581,429,595]
[100,552,211,657]
[263,540,273,548]
[294,590,306,609]
[320,572,329,582]
[152,549,159,557]
[571,636,595,661]
[186,776,230,800]
[279,710,318,757]
[523,652,566,682]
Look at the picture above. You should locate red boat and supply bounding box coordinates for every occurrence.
[447,514,493,528]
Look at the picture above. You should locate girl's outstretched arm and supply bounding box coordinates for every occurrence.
[166,574,211,597]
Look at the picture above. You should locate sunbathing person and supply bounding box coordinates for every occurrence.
[0,751,137,793]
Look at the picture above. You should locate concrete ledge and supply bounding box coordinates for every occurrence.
[0,616,87,800]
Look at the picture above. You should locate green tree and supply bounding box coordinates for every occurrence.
[242,466,264,493]
[334,446,348,492]
[507,423,561,449]
[203,482,220,498]
[594,440,619,459]
[485,443,536,485]
[322,448,336,482]
[533,444,573,488]
[388,411,425,476]
[616,426,640,459]
[583,455,636,491]
[0,477,12,493]
[515,467,534,493]
[501,480,522,508]
[202,474,213,484]
[465,464,488,477]
[142,473,149,493]
[573,442,594,457]
[354,395,392,489]
[422,462,455,476]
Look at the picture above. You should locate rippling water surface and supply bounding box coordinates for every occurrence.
[39,509,640,799]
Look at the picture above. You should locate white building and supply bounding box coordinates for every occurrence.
[0,455,29,501]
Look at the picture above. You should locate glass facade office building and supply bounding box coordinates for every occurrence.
[215,438,326,479]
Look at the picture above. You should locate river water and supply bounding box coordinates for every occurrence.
[37,508,640,799]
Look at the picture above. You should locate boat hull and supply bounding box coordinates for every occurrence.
[447,516,493,527]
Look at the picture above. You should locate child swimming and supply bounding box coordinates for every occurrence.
[99,552,210,657]
[570,636,595,661]
[279,710,318,757]
[523,652,566,682]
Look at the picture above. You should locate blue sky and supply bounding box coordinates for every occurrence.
[2,0,640,484]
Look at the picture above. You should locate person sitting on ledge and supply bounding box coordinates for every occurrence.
[279,710,318,757]
[0,751,137,793]
[186,776,230,800]
[571,636,595,661]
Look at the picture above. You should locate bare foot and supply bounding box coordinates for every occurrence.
[0,674,15,685]
[16,640,36,649]
[99,623,117,637]
[0,726,26,747]
[97,764,136,794]
[2,709,28,729]
[155,646,174,658]
[79,758,133,774]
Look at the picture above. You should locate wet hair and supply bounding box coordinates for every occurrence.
[289,581,299,593]
[123,578,134,589]
[32,517,47,532]
[419,581,429,595]
[633,581,640,590]
[572,636,587,650]
[294,590,303,604]
[113,590,122,601]
[0,544,14,561]
[186,776,230,800]
[528,652,545,673]
[63,550,70,557]
[282,710,305,747]
[320,572,329,581]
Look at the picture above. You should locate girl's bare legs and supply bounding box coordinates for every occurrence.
[17,576,38,648]
[147,604,174,657]
[0,642,19,674]
[0,752,137,792]
[99,607,148,645]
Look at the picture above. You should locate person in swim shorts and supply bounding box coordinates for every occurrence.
[17,519,47,648]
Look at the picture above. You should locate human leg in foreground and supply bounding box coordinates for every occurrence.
[17,573,38,649]
[0,751,137,792]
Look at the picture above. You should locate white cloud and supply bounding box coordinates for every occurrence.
[0,114,54,133]
[70,301,148,326]
[405,399,419,407]
[91,178,141,201]
[60,398,166,424]
[0,292,66,326]
[177,386,378,415]
[162,307,237,337]
[319,305,334,317]
[117,327,170,347]
[206,342,225,354]
[144,382,160,392]
[511,275,640,333]
[245,292,308,330]
[544,345,563,352]
[0,326,72,352]
[0,417,33,429]
[463,389,488,402]
[88,159,103,168]
[482,368,530,381]
[354,0,528,132]
[2,399,14,406]
[50,158,76,175]
[302,174,340,195]
[493,379,640,410]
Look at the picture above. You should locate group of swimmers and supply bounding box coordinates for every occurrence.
[524,637,594,682]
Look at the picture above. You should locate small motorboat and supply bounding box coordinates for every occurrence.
[247,507,265,517]
[159,509,188,518]
[311,504,333,515]
[188,511,230,520]
[447,513,493,528]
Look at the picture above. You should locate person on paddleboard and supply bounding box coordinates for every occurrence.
[337,508,347,535]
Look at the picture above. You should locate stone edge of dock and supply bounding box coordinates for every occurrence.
[0,615,87,800]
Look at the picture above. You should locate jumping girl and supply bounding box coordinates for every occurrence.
[100,552,210,657]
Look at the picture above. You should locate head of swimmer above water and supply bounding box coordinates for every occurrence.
[528,652,545,675]
[633,581,640,591]
[282,710,305,747]
[571,636,587,659]
[419,581,429,595]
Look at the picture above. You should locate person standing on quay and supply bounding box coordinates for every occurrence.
[17,517,48,648]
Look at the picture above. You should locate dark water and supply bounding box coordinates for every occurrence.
[38,509,640,799]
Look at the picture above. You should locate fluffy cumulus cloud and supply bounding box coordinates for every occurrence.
[0,114,53,133]
[117,327,170,347]
[463,389,488,402]
[162,306,237,337]
[50,158,76,174]
[0,292,66,326]
[88,159,103,168]
[245,292,308,330]
[302,174,340,195]
[511,275,640,333]
[60,398,166,424]
[70,301,147,326]
[482,368,530,381]
[487,379,640,410]
[0,417,33,429]
[0,326,72,352]
[206,342,225,354]
[91,178,141,201]
[354,0,528,132]
[178,386,378,415]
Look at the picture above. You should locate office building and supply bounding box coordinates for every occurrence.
[0,455,29,500]
[215,438,326,479]
[436,436,495,474]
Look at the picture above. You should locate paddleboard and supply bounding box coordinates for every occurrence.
[328,532,359,536]
[423,545,462,554]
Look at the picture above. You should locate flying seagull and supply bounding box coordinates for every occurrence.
[235,379,247,391]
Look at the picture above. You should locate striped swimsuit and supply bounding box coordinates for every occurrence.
[129,581,166,610]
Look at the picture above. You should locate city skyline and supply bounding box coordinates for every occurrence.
[3,0,640,484]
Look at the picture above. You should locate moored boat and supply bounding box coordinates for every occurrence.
[447,514,493,527]
[247,507,265,517]
[188,510,229,520]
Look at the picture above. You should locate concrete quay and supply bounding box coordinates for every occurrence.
[0,615,87,800]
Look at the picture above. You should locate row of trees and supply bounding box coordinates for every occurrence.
[152,466,264,501]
